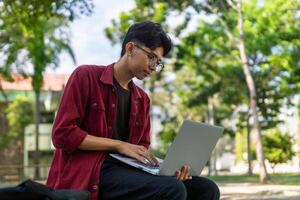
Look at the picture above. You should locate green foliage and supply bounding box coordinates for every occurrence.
[235,130,256,161]
[210,173,300,185]
[235,131,245,161]
[0,1,94,170]
[0,0,94,90]
[104,1,169,46]
[0,95,33,149]
[1,2,73,92]
[105,0,300,155]
[263,130,294,168]
[40,110,56,123]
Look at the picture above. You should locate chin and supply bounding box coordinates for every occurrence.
[136,76,145,80]
[135,73,147,80]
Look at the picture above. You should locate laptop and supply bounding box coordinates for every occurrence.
[109,120,224,176]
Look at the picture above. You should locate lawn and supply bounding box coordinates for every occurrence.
[209,173,300,185]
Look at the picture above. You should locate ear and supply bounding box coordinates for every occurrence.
[125,42,135,56]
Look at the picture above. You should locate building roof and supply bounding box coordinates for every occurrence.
[0,74,70,91]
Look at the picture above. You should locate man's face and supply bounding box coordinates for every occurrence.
[126,42,164,80]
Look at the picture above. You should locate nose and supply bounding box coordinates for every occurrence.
[148,64,156,72]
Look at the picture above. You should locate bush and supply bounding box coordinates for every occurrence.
[263,130,294,169]
[0,95,34,149]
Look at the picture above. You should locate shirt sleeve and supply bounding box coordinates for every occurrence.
[51,67,89,154]
[138,96,151,149]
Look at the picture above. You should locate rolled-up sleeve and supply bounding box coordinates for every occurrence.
[52,66,89,154]
[138,96,151,149]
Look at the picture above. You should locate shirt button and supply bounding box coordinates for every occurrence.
[135,122,140,127]
[112,103,116,108]
[132,112,136,116]
[112,88,115,92]
[108,126,112,130]
[92,185,98,190]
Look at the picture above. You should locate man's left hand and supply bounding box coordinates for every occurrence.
[174,165,192,181]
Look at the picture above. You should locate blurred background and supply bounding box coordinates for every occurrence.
[0,0,300,199]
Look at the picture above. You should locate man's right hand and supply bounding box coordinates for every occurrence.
[116,141,158,166]
[78,135,158,166]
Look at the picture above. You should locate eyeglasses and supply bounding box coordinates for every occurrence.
[134,43,164,72]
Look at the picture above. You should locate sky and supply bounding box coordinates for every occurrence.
[46,0,135,74]
[45,0,206,75]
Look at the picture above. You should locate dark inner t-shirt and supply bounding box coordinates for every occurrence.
[103,77,131,164]
[112,77,131,141]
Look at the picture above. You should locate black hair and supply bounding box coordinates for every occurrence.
[120,21,173,57]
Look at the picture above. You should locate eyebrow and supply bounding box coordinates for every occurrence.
[136,43,163,62]
[152,52,162,62]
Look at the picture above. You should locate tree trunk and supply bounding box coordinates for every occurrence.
[237,0,268,183]
[34,91,41,179]
[246,110,253,176]
[207,96,217,176]
[0,80,8,102]
[298,96,300,170]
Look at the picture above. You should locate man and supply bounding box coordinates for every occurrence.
[47,21,220,200]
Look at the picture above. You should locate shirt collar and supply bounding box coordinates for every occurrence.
[99,63,142,99]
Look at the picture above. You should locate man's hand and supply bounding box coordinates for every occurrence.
[116,141,158,166]
[174,165,192,181]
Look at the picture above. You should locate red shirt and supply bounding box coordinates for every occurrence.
[46,63,151,200]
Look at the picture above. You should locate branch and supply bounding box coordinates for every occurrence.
[237,0,249,65]
[0,80,8,101]
[203,2,240,50]
[226,0,238,11]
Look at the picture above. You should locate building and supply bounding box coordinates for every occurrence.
[0,74,69,181]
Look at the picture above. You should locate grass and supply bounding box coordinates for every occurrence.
[209,173,300,185]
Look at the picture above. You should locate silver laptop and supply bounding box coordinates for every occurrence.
[109,120,223,176]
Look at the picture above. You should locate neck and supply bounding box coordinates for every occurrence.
[113,57,133,89]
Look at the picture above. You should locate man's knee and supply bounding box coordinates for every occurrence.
[185,177,220,200]
[170,179,187,199]
[206,179,220,200]
[160,177,187,200]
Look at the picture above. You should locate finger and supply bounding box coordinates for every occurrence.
[181,166,187,180]
[174,170,181,179]
[181,165,189,180]
[146,153,158,166]
[134,154,147,164]
[183,176,192,181]
[140,146,147,151]
[137,150,152,165]
[137,148,150,161]
[179,166,186,180]
[140,150,157,166]
[137,148,146,156]
[150,154,159,165]
[184,166,191,180]
[138,145,148,153]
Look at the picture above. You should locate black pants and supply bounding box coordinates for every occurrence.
[99,158,220,200]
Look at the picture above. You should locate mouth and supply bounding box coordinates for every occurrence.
[142,71,150,77]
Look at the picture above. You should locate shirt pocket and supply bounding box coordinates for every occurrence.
[83,101,107,136]
[89,101,105,110]
[133,111,145,130]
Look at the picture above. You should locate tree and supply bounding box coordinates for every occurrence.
[263,131,294,172]
[1,95,34,177]
[0,0,94,179]
[1,95,33,149]
[105,0,300,183]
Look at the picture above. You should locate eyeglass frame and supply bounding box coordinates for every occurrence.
[133,43,165,72]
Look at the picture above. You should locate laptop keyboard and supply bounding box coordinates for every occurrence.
[132,160,160,169]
